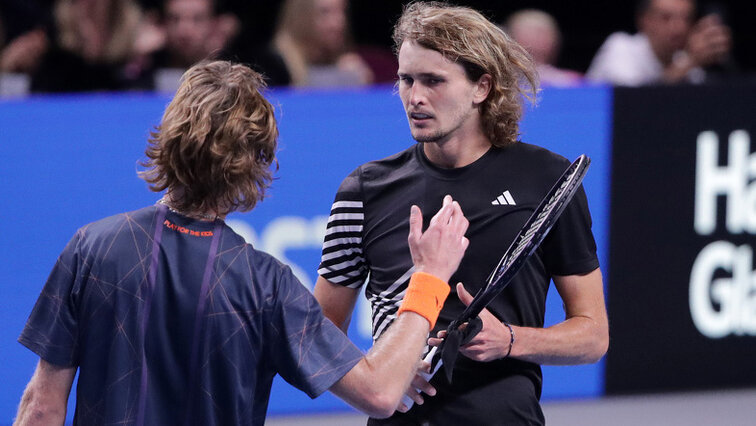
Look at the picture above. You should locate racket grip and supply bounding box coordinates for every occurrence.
[399,346,443,410]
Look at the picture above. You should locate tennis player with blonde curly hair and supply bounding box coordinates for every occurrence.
[14,60,470,425]
[314,3,609,425]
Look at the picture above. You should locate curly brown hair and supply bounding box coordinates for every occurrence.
[392,2,539,147]
[139,60,278,215]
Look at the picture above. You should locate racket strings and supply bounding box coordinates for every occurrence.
[493,166,580,283]
[441,169,580,370]
[465,159,588,317]
[507,172,575,262]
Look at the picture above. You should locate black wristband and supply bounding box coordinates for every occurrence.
[503,323,515,358]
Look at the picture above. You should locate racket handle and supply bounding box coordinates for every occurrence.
[399,346,443,410]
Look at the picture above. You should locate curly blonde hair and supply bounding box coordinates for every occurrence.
[393,2,539,147]
[140,60,278,215]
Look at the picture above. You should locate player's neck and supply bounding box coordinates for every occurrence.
[159,192,225,221]
[422,131,491,169]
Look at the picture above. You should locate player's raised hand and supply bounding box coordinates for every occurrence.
[407,195,469,282]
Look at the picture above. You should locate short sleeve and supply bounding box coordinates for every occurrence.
[268,265,363,398]
[18,231,84,367]
[539,185,600,276]
[318,168,369,288]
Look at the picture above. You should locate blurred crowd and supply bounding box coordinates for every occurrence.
[0,0,750,97]
[0,0,394,95]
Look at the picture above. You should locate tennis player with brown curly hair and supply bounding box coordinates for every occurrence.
[14,60,469,425]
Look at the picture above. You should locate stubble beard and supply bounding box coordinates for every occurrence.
[409,119,456,144]
[409,107,473,145]
[411,128,447,143]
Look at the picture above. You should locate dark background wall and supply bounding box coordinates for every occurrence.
[606,84,756,394]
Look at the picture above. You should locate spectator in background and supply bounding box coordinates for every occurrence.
[30,0,159,93]
[0,29,48,77]
[126,0,239,92]
[0,12,49,76]
[270,0,374,87]
[163,0,237,67]
[503,9,583,87]
[587,0,732,86]
[0,3,49,96]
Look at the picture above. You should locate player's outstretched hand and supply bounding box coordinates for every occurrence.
[407,195,469,283]
[396,359,436,413]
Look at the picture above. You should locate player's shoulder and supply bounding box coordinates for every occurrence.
[504,141,570,171]
[59,206,158,261]
[223,228,297,285]
[496,142,574,192]
[77,205,156,240]
[245,244,288,275]
[241,244,308,301]
[337,144,418,194]
[354,144,417,178]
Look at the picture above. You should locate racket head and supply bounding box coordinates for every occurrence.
[456,154,592,323]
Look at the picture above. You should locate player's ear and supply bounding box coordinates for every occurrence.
[473,74,492,104]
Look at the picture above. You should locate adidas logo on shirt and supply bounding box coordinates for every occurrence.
[491,190,516,206]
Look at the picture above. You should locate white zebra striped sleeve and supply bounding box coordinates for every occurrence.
[318,174,368,288]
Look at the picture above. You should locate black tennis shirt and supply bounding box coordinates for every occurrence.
[319,142,599,425]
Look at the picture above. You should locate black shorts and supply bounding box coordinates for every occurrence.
[368,359,544,426]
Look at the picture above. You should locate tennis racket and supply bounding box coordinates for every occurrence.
[400,154,591,410]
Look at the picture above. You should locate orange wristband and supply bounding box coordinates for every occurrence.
[397,272,451,329]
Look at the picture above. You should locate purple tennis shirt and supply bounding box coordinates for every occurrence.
[19,204,363,425]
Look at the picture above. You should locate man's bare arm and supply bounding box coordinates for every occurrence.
[432,268,608,365]
[14,359,76,426]
[314,276,360,333]
[511,268,609,364]
[330,311,432,417]
[329,196,469,418]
